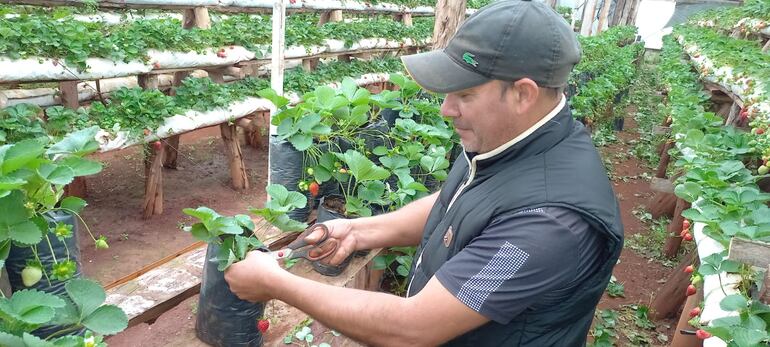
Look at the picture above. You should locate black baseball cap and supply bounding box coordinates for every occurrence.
[402,0,581,93]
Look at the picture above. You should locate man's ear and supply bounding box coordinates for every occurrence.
[512,78,540,114]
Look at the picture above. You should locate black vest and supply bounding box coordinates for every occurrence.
[407,105,624,346]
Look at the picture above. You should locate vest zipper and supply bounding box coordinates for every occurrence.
[407,152,477,296]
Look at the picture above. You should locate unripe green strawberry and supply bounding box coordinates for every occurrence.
[22,266,43,287]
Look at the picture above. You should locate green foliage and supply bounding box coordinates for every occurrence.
[88,87,180,137]
[184,184,308,271]
[0,104,47,145]
[0,278,127,345]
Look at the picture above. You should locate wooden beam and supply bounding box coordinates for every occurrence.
[395,13,413,26]
[655,140,673,179]
[137,74,159,90]
[220,123,249,190]
[669,287,701,347]
[762,266,770,304]
[763,40,770,53]
[432,0,467,49]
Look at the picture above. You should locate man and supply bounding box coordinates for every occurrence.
[225,0,624,345]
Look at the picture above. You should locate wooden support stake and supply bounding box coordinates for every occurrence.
[651,251,698,320]
[655,140,673,179]
[143,144,164,219]
[162,135,180,169]
[137,74,160,90]
[610,0,628,27]
[395,13,413,26]
[302,59,314,72]
[725,101,742,127]
[663,198,691,259]
[59,80,89,198]
[329,9,343,22]
[669,287,702,347]
[763,39,770,53]
[59,81,79,110]
[220,123,249,190]
[760,266,770,304]
[338,54,352,62]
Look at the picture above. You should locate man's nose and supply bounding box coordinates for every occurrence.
[441,95,459,118]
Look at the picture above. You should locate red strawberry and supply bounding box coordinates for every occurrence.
[696,329,711,339]
[680,228,690,237]
[309,182,320,197]
[757,128,765,135]
[683,233,693,241]
[144,129,151,136]
[682,220,690,229]
[686,284,697,296]
[153,62,161,69]
[689,307,701,318]
[684,265,694,274]
[257,319,269,333]
[153,141,162,151]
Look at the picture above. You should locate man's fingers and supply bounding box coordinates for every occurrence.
[303,226,327,244]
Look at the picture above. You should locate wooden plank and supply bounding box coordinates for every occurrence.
[763,39,770,53]
[329,9,343,22]
[725,101,741,126]
[650,177,674,194]
[761,266,770,304]
[669,286,701,347]
[727,238,770,268]
[651,251,698,319]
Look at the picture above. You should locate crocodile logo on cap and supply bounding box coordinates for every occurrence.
[462,52,478,67]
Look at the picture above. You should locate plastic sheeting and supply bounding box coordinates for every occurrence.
[693,222,740,347]
[0,57,151,82]
[149,46,256,69]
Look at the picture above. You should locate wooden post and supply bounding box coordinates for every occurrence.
[624,0,641,26]
[655,140,673,179]
[302,59,315,72]
[763,40,770,53]
[724,101,741,126]
[663,198,691,258]
[137,73,164,219]
[432,0,467,49]
[762,266,770,304]
[143,144,164,219]
[651,251,698,320]
[220,123,249,190]
[649,177,677,219]
[338,54,352,62]
[163,135,180,169]
[60,80,88,198]
[610,0,627,27]
[328,9,343,22]
[395,13,413,26]
[669,287,702,347]
[268,0,287,192]
[596,0,612,34]
[546,0,558,9]
[59,81,80,110]
[580,0,598,36]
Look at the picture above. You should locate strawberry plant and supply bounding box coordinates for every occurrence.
[183,184,308,271]
[0,104,48,145]
[88,87,180,138]
[0,278,128,346]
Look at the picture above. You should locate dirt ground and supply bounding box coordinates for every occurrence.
[81,113,681,346]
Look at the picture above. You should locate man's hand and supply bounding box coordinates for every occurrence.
[224,250,283,302]
[308,219,358,265]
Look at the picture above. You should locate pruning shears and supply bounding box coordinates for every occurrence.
[270,224,339,261]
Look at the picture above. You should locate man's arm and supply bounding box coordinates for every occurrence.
[316,192,438,265]
[225,251,489,346]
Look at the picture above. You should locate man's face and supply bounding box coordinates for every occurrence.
[440,81,522,154]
